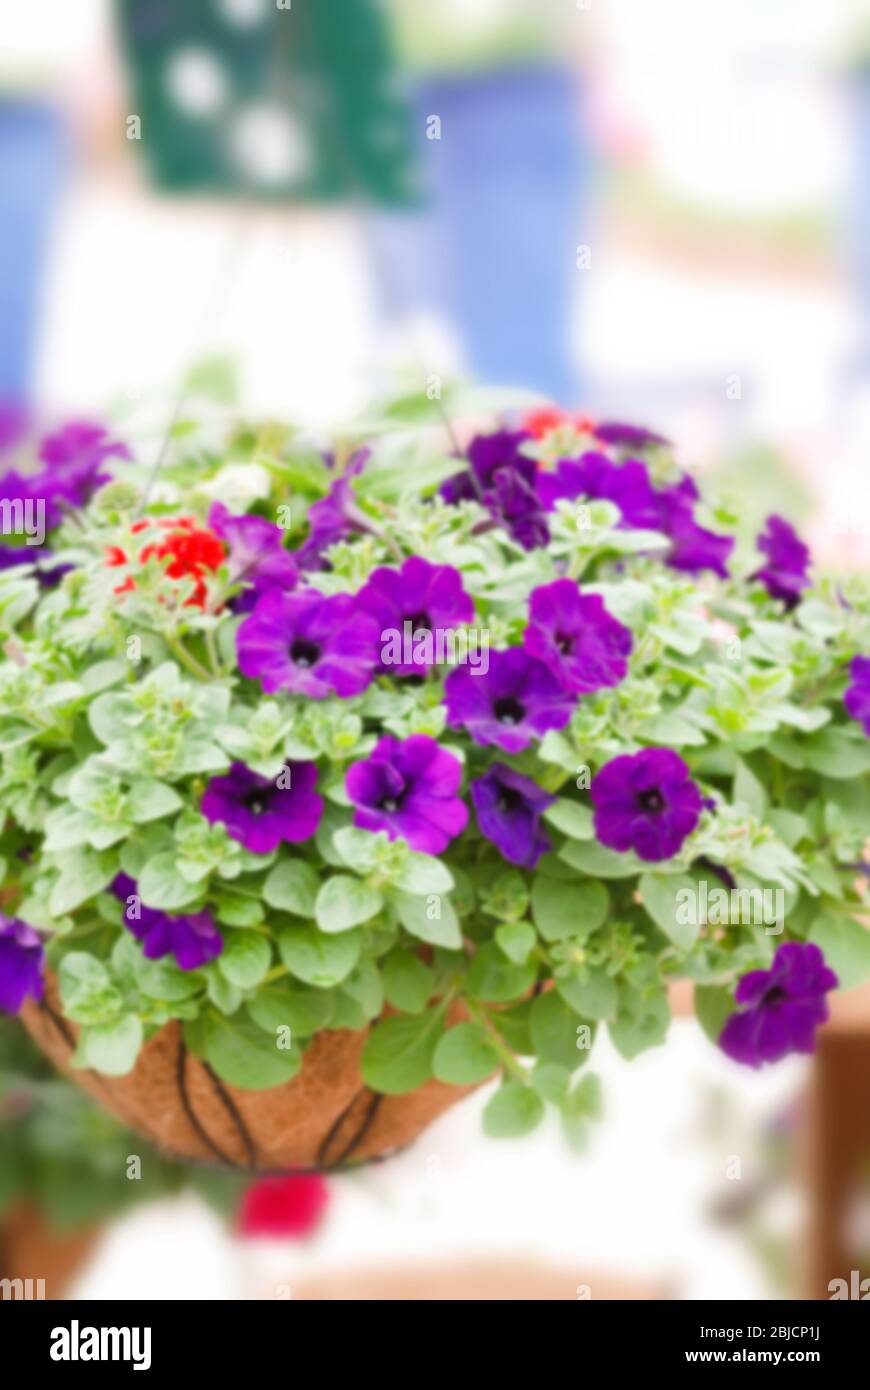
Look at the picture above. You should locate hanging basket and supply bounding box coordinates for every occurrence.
[20,978,474,1173]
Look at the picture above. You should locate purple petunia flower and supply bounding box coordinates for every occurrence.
[38,421,130,525]
[537,451,659,529]
[236,588,380,698]
[345,734,468,854]
[483,460,550,550]
[207,501,298,612]
[0,917,44,1013]
[0,544,71,588]
[844,655,870,736]
[357,555,474,676]
[111,873,223,971]
[654,479,735,579]
[441,429,529,503]
[719,941,837,1068]
[201,760,323,853]
[752,515,811,609]
[295,449,370,571]
[538,455,733,576]
[442,430,550,550]
[0,402,28,451]
[591,748,705,861]
[523,577,632,695]
[444,648,575,753]
[470,763,554,869]
[594,420,670,451]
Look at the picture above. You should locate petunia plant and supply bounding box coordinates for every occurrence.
[0,392,868,1153]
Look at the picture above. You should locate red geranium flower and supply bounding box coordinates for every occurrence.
[104,516,225,608]
[238,1174,330,1240]
[522,408,597,440]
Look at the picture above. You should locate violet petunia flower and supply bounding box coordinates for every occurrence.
[594,421,670,451]
[844,655,870,736]
[483,461,550,550]
[719,941,837,1068]
[0,544,71,588]
[0,402,28,451]
[591,748,705,862]
[523,577,632,695]
[752,515,811,609]
[345,734,468,854]
[111,873,222,971]
[236,588,380,698]
[470,763,554,869]
[357,555,474,676]
[37,421,130,525]
[655,480,735,579]
[444,648,575,753]
[0,917,44,1013]
[441,429,530,504]
[441,430,550,550]
[295,449,370,571]
[207,501,298,612]
[537,454,733,576]
[201,760,323,853]
[537,452,660,529]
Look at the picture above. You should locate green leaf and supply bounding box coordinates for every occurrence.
[277,924,361,988]
[72,1015,143,1076]
[609,986,671,1060]
[531,1062,571,1105]
[214,891,265,928]
[342,958,384,1020]
[393,852,454,895]
[247,979,334,1037]
[733,758,767,816]
[482,1082,544,1138]
[767,809,809,848]
[207,971,243,1015]
[493,1001,534,1055]
[639,872,701,951]
[561,1073,603,1149]
[381,950,434,1014]
[495,920,536,965]
[199,1012,301,1090]
[128,779,183,823]
[565,1071,603,1119]
[114,935,201,1003]
[361,1010,445,1094]
[802,728,870,780]
[530,990,589,1069]
[332,826,383,872]
[49,847,116,916]
[542,799,594,840]
[139,851,202,911]
[392,890,462,948]
[262,859,320,917]
[87,692,130,745]
[432,1022,499,1084]
[467,942,536,1003]
[315,874,383,933]
[58,952,122,1025]
[218,930,272,990]
[559,839,643,878]
[808,913,870,991]
[531,878,608,941]
[694,983,733,1044]
[555,968,617,1021]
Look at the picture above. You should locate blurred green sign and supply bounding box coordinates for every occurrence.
[117,0,418,205]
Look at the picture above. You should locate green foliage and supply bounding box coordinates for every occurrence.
[0,394,866,1152]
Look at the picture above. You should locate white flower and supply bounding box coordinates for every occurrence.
[198,463,272,508]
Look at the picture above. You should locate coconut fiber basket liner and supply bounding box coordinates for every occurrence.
[21,977,474,1173]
